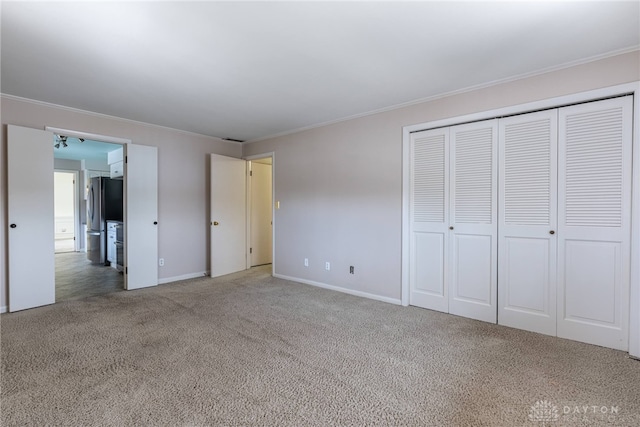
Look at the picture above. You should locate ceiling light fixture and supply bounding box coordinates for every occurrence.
[54,134,81,149]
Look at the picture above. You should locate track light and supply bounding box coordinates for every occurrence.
[54,134,86,149]
[54,134,71,149]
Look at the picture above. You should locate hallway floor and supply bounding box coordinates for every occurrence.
[55,252,124,302]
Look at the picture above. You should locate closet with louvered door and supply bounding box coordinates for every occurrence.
[498,110,558,336]
[448,120,498,323]
[409,120,498,323]
[557,96,632,351]
[409,127,450,314]
[496,96,632,350]
[409,96,632,348]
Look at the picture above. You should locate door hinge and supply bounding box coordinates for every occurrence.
[125,156,128,163]
[125,267,128,274]
[250,247,253,254]
[250,170,253,177]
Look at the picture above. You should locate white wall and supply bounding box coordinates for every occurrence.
[0,96,242,310]
[243,50,640,303]
[2,51,638,311]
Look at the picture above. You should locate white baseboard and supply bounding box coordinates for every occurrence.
[158,271,208,285]
[1,306,7,314]
[274,274,401,306]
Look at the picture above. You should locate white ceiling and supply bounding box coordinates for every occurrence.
[2,1,638,143]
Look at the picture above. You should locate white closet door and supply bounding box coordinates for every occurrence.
[449,120,498,323]
[409,128,450,313]
[498,110,558,335]
[7,125,55,311]
[125,144,158,290]
[211,154,247,278]
[558,96,632,350]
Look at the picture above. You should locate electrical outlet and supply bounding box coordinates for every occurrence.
[350,266,354,274]
[325,262,331,271]
[304,258,309,267]
[159,258,164,267]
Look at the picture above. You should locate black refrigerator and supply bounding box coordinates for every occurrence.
[86,177,123,264]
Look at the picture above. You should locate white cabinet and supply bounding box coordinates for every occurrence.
[106,222,117,264]
[110,161,123,179]
[108,147,124,178]
[107,147,123,164]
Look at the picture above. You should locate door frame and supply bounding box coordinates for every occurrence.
[244,152,275,277]
[401,82,640,357]
[45,126,134,291]
[46,127,130,251]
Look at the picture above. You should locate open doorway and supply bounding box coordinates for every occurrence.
[53,136,125,302]
[247,155,274,271]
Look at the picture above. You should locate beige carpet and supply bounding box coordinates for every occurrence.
[2,266,639,426]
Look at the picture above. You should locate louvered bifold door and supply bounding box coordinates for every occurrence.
[557,96,633,351]
[449,120,498,323]
[409,128,450,313]
[498,110,558,336]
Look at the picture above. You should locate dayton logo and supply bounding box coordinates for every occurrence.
[529,400,560,425]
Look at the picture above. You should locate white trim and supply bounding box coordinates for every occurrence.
[245,161,251,271]
[1,306,7,314]
[275,274,402,306]
[245,48,639,144]
[45,126,131,145]
[158,271,208,285]
[629,82,640,358]
[404,83,637,134]
[402,82,640,355]
[401,127,411,307]
[244,152,276,278]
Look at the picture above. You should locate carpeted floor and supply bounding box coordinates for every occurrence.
[2,266,639,426]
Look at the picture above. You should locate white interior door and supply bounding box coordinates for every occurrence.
[557,96,632,350]
[7,125,55,312]
[498,110,558,335]
[250,161,273,266]
[448,120,498,323]
[125,144,158,290]
[211,154,247,277]
[409,128,450,313]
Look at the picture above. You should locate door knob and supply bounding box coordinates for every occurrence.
[549,230,555,235]
[10,224,16,228]
[449,226,454,230]
[213,221,219,226]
